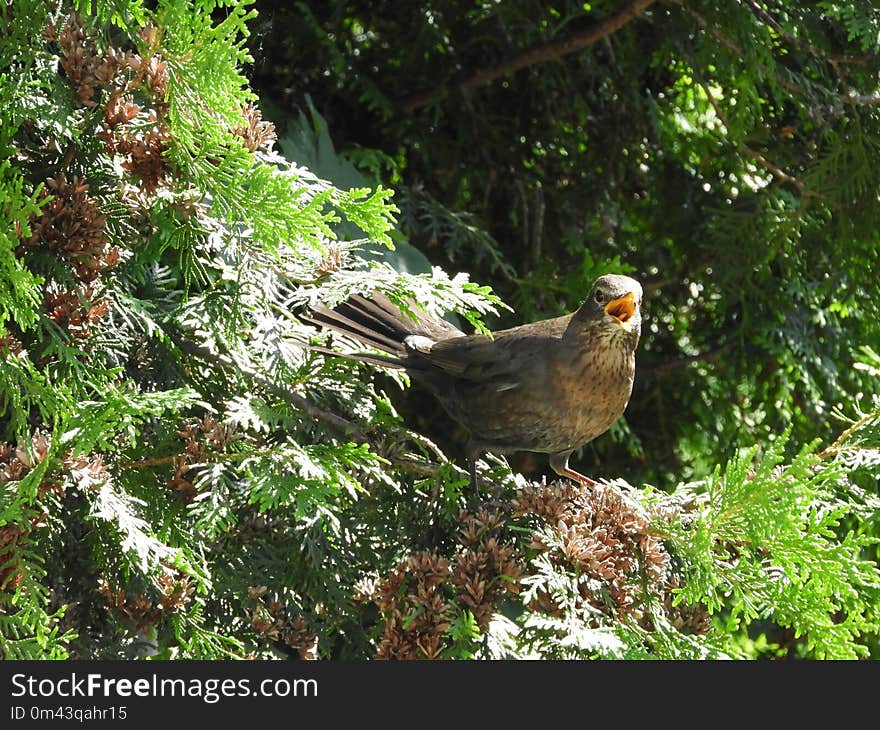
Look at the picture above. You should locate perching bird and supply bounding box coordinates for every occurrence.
[304,273,642,490]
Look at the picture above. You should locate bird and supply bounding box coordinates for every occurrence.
[303,273,643,491]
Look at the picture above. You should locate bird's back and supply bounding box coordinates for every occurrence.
[408,313,635,455]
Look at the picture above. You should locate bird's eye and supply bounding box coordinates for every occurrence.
[594,289,605,303]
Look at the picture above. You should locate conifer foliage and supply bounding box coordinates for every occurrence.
[1,1,879,659]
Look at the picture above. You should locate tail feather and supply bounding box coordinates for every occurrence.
[303,291,465,366]
[303,304,405,355]
[345,292,465,343]
[343,294,407,333]
[303,293,421,359]
[307,344,406,370]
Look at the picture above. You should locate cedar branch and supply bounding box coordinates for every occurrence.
[697,77,822,199]
[398,0,659,113]
[818,412,879,459]
[165,330,462,482]
[741,0,872,66]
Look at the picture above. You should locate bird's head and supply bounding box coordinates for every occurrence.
[570,274,643,347]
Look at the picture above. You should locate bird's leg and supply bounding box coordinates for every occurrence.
[560,466,598,488]
[549,451,598,488]
[550,451,647,517]
[468,456,482,502]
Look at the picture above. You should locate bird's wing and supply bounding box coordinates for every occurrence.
[418,314,571,386]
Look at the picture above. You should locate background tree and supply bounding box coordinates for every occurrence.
[1,0,879,660]
[250,0,880,488]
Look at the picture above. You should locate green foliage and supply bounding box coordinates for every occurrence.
[0,0,503,659]
[500,418,880,660]
[257,0,880,484]
[1,0,879,661]
[663,429,880,659]
[0,165,44,332]
[819,2,880,51]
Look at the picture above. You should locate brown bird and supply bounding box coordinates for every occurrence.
[304,273,643,490]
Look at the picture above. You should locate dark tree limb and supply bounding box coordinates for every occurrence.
[680,3,744,57]
[641,343,732,374]
[398,0,660,113]
[845,93,880,106]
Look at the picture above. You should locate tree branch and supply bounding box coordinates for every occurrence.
[818,412,879,459]
[845,93,880,106]
[398,0,659,113]
[166,330,465,481]
[119,448,451,481]
[696,76,824,200]
[681,2,878,110]
[680,3,743,58]
[641,343,731,374]
[740,0,872,66]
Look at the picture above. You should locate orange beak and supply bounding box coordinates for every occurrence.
[604,292,637,330]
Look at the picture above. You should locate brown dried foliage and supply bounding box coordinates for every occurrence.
[315,247,344,278]
[99,568,195,633]
[44,285,109,340]
[56,14,121,107]
[451,508,522,630]
[133,24,168,100]
[98,580,161,632]
[103,108,171,197]
[0,524,29,591]
[21,175,119,283]
[55,15,169,104]
[374,550,452,660]
[63,453,110,492]
[54,14,173,197]
[143,55,168,101]
[103,93,142,128]
[169,416,239,502]
[512,481,709,634]
[0,333,24,357]
[0,442,36,485]
[248,586,318,660]
[372,509,522,659]
[155,570,196,613]
[233,104,277,153]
